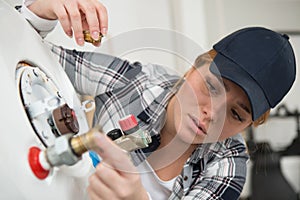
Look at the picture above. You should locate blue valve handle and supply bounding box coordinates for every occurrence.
[89,151,101,167]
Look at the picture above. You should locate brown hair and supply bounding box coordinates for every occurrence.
[252,110,270,127]
[193,49,215,69]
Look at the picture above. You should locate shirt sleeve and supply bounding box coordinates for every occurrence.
[20,0,58,38]
[174,137,249,200]
[49,44,142,97]
[187,155,248,199]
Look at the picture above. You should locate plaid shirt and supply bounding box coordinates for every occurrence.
[49,44,249,200]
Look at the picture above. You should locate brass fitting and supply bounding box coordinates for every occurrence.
[70,127,100,156]
[83,30,103,44]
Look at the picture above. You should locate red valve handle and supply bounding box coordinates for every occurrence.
[28,146,50,180]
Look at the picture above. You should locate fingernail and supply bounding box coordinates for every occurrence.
[77,38,84,46]
[101,28,107,36]
[66,31,73,38]
[92,31,99,40]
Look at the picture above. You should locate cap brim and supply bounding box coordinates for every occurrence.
[209,53,270,121]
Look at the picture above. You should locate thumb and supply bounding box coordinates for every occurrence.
[92,132,137,173]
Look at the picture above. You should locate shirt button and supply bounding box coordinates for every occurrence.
[183,176,188,181]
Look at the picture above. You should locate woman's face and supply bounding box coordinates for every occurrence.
[166,63,253,144]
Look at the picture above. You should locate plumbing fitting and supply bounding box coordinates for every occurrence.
[107,115,152,152]
[28,115,152,179]
[28,127,99,179]
[83,30,103,44]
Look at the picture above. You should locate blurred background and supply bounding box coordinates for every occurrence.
[4,0,300,199]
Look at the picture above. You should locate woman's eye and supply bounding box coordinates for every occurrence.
[206,80,218,95]
[231,109,244,122]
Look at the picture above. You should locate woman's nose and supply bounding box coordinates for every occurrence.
[200,105,213,123]
[201,99,226,124]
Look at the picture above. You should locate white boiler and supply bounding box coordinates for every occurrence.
[0,1,95,199]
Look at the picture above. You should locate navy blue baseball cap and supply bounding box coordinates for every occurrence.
[210,27,296,121]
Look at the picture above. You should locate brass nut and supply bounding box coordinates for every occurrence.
[83,30,103,44]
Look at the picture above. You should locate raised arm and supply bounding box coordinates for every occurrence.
[49,45,142,97]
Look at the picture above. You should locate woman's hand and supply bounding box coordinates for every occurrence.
[88,133,149,200]
[28,0,108,46]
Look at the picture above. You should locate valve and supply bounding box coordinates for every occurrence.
[48,104,79,136]
[28,147,50,180]
[27,115,152,179]
[28,127,99,180]
[89,115,152,167]
[111,114,152,152]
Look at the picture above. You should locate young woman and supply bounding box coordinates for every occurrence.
[20,1,296,199]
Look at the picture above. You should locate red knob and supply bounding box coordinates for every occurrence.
[28,146,50,180]
[118,115,138,132]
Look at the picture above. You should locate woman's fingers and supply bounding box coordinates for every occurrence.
[63,0,83,45]
[88,171,117,199]
[53,4,73,37]
[88,133,149,200]
[78,0,108,45]
[54,0,108,46]
[88,153,147,200]
[80,2,100,40]
[95,3,108,36]
[94,163,121,190]
[93,133,136,173]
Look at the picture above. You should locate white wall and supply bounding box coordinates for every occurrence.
[204,0,300,45]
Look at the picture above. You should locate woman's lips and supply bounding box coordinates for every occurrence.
[189,114,207,135]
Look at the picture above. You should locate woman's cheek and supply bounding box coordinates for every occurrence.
[178,82,201,107]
